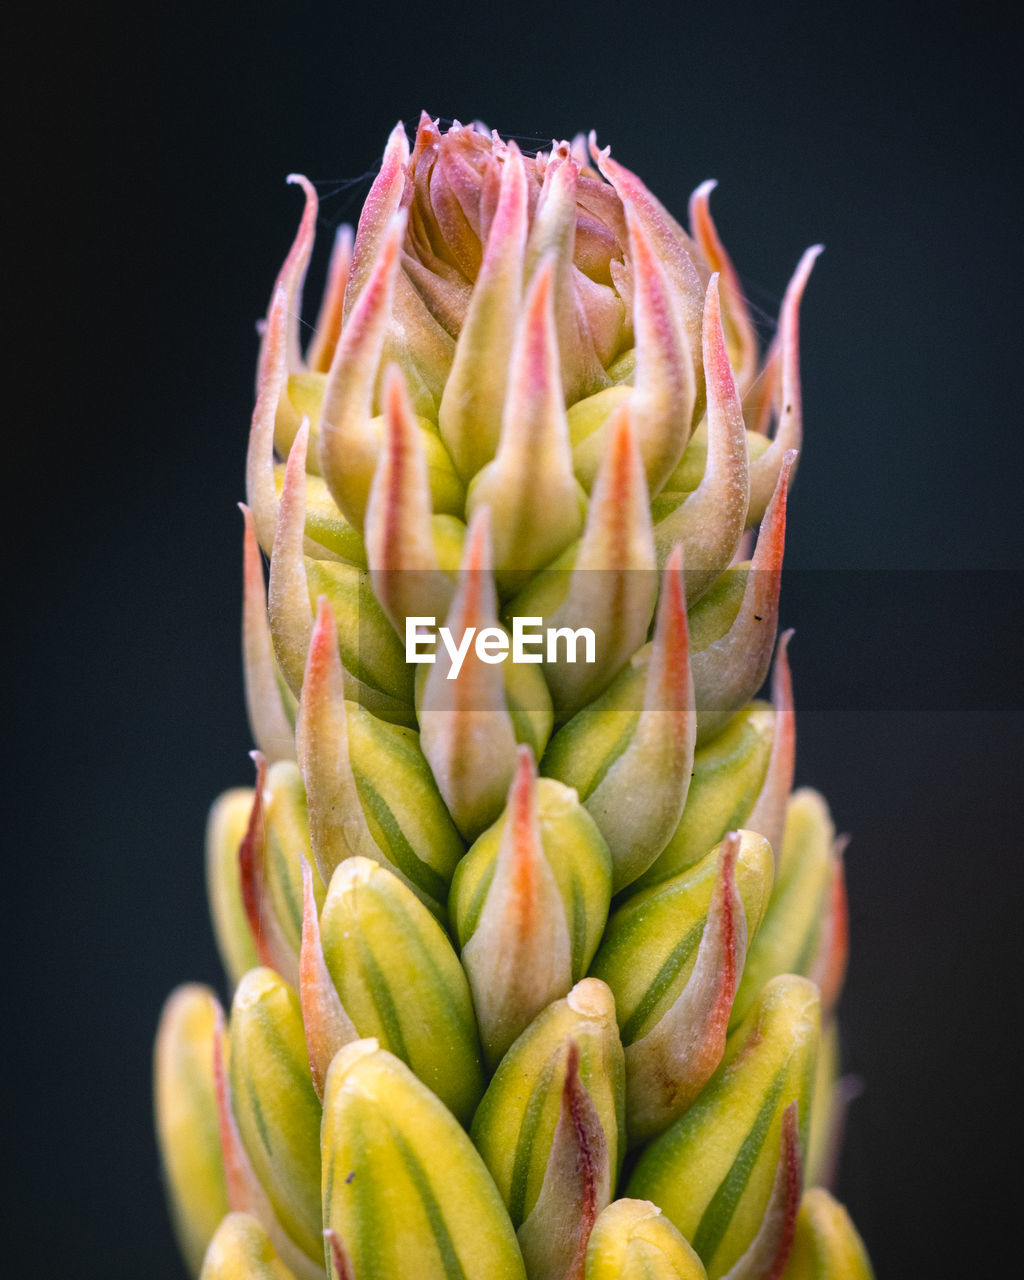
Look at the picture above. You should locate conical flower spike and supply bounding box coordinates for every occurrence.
[240,504,296,765]
[591,832,774,1141]
[585,1200,708,1280]
[363,364,453,631]
[154,986,232,1274]
[321,1039,527,1280]
[452,747,612,1066]
[747,248,821,524]
[545,406,658,722]
[690,450,795,743]
[542,544,695,891]
[628,976,819,1278]
[227,969,324,1267]
[158,118,875,1279]
[205,789,261,987]
[418,507,520,839]
[318,212,406,529]
[653,275,750,599]
[297,856,357,1101]
[199,1212,299,1280]
[438,140,528,482]
[319,855,486,1124]
[688,181,758,395]
[467,255,585,590]
[471,980,624,1250]
[731,790,837,1027]
[783,1189,875,1280]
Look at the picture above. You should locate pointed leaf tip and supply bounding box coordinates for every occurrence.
[688,183,758,394]
[247,284,290,554]
[320,212,407,529]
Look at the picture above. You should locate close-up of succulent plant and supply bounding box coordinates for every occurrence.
[154,114,872,1280]
[20,4,1022,1278]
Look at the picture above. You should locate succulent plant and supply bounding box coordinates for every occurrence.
[155,114,873,1280]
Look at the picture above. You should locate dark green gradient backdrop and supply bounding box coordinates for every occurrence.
[14,1,1022,1275]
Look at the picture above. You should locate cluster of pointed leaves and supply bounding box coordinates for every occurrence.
[155,116,873,1280]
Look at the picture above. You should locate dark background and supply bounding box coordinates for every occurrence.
[12,0,1022,1274]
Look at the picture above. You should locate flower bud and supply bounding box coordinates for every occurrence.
[321,1039,526,1280]
[154,986,231,1274]
[319,856,485,1124]
[199,1212,298,1280]
[471,979,624,1277]
[228,969,323,1264]
[451,749,612,1065]
[585,1200,707,1280]
[628,975,820,1278]
[591,831,773,1140]
[783,1189,874,1280]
